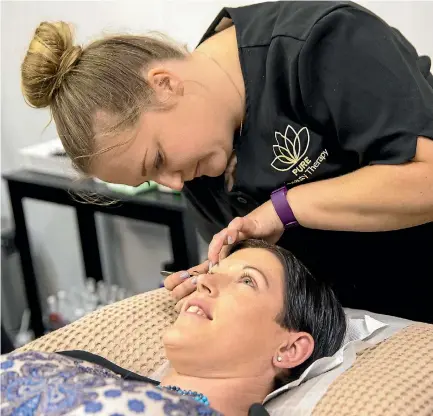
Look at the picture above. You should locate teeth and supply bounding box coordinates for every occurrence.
[186,305,207,318]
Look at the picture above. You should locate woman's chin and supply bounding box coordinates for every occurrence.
[163,317,211,347]
[205,165,226,178]
[163,327,197,353]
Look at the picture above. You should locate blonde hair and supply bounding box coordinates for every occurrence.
[21,21,187,173]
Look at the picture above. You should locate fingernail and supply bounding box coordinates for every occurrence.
[208,262,213,272]
[191,277,198,285]
[180,271,190,279]
[227,236,233,244]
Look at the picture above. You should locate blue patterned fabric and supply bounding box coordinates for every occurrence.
[1,351,222,415]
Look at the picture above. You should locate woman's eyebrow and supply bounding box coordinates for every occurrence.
[243,266,269,288]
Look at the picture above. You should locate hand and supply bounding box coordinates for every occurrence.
[207,200,284,265]
[163,260,209,312]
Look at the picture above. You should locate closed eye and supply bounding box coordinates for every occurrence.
[154,150,164,170]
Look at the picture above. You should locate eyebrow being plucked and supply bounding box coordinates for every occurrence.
[243,266,269,288]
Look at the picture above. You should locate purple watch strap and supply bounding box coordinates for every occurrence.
[271,187,298,228]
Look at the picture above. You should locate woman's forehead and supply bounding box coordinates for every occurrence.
[90,141,141,184]
[90,120,147,184]
[219,248,284,277]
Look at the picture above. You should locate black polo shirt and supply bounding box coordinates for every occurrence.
[183,1,433,322]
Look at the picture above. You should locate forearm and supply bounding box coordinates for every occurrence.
[288,161,433,232]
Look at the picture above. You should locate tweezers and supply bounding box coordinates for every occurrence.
[160,270,196,278]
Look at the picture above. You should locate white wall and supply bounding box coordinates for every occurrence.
[1,1,432,326]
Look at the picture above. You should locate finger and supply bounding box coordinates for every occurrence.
[174,298,185,313]
[215,217,260,262]
[230,215,259,236]
[175,291,195,313]
[208,217,248,263]
[224,217,247,244]
[188,260,210,276]
[218,244,232,262]
[211,229,227,246]
[224,228,238,246]
[227,217,244,231]
[164,270,190,290]
[164,261,209,291]
[170,277,198,302]
[208,229,228,265]
[218,229,251,262]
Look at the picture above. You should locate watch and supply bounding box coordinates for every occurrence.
[270,186,298,229]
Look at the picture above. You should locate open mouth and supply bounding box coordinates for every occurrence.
[183,300,213,320]
[185,305,208,319]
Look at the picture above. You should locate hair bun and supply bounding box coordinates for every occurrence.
[21,21,82,108]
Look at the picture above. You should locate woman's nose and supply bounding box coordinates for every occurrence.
[196,273,220,297]
[156,172,184,191]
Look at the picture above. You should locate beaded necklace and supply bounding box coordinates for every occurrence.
[164,384,210,406]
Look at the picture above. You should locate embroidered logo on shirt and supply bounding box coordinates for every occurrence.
[271,123,329,185]
[271,124,310,172]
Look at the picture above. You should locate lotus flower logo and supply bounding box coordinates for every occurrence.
[271,124,310,172]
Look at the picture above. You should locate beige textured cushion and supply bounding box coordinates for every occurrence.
[18,288,177,376]
[19,288,433,415]
[313,323,433,416]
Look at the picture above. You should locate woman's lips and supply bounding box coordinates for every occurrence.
[183,305,209,320]
[182,298,213,320]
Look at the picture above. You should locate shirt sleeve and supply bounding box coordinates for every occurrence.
[298,5,433,166]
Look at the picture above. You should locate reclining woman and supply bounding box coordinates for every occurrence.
[1,240,346,416]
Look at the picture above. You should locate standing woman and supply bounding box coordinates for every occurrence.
[21,2,433,322]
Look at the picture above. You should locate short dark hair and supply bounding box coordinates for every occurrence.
[228,239,346,385]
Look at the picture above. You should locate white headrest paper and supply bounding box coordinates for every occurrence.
[263,314,388,403]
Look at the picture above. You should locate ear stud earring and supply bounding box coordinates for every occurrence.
[277,356,282,362]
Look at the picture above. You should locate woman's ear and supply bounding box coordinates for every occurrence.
[146,67,184,102]
[273,332,314,370]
